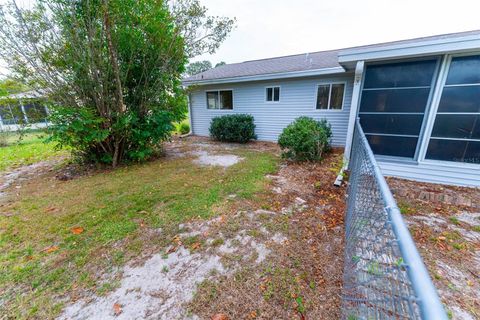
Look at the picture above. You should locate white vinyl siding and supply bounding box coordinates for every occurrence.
[190,75,354,146]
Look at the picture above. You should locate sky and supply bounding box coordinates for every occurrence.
[1,0,480,75]
[193,0,480,65]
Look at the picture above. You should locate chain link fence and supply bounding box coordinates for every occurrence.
[342,120,447,320]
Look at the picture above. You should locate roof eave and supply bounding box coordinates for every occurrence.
[338,34,480,65]
[182,66,346,86]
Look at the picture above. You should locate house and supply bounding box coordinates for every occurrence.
[183,30,480,187]
[0,90,49,130]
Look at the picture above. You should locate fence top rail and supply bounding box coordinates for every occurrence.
[354,119,448,320]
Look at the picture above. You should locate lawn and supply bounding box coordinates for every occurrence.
[0,131,64,172]
[0,141,278,319]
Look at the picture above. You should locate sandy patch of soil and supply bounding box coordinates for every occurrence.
[193,150,243,168]
[164,137,245,167]
[60,246,224,320]
[0,159,63,199]
[389,178,480,319]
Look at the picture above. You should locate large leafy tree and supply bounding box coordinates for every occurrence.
[185,60,212,76]
[0,0,235,166]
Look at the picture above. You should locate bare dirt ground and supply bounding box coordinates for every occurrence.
[0,159,61,199]
[388,178,480,320]
[44,138,346,320]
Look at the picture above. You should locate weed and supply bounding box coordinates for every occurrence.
[367,261,382,276]
[295,296,306,314]
[97,280,120,296]
[211,238,224,247]
[447,309,453,319]
[395,258,404,268]
[193,280,218,304]
[182,235,201,247]
[449,216,460,225]
[247,229,261,238]
[447,282,456,291]
[398,201,415,215]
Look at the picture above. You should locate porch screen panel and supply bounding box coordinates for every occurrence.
[426,55,480,164]
[359,59,438,158]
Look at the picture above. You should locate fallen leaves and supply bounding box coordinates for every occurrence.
[167,245,177,254]
[42,245,59,253]
[166,235,183,254]
[113,303,122,316]
[190,242,201,251]
[211,314,228,320]
[71,227,84,235]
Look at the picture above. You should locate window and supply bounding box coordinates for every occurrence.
[206,90,233,110]
[266,86,280,102]
[24,103,48,123]
[316,83,345,110]
[0,105,24,125]
[359,59,438,158]
[426,55,480,164]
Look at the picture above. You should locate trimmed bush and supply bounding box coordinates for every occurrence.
[278,117,332,161]
[209,114,256,143]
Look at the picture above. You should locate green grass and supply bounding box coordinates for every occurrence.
[0,147,278,319]
[0,131,64,172]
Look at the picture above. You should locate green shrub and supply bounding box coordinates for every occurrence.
[278,117,332,161]
[209,114,256,143]
[176,121,190,135]
[48,106,174,164]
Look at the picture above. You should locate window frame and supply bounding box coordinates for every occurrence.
[265,85,281,103]
[358,57,442,161]
[417,52,480,168]
[314,81,346,111]
[205,89,234,111]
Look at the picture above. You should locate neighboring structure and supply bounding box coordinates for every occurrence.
[183,30,480,187]
[0,90,49,130]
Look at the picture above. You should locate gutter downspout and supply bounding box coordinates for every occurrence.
[334,60,364,186]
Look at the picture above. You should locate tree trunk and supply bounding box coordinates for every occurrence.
[112,139,121,168]
[103,0,126,114]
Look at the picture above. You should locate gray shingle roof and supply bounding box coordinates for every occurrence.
[184,49,341,82]
[184,29,480,83]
